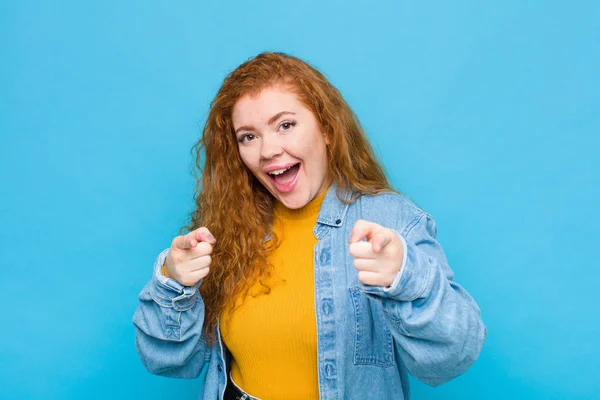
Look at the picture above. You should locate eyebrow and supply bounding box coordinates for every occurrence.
[234,111,296,135]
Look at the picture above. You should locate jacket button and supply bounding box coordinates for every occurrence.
[217,365,222,372]
[335,219,341,224]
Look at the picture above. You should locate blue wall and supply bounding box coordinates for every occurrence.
[1,1,598,399]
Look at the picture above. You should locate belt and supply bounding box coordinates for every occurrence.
[223,372,262,400]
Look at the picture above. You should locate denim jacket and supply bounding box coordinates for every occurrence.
[132,183,487,400]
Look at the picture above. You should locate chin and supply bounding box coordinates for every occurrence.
[279,199,303,209]
[278,193,311,210]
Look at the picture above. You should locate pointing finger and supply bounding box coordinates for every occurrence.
[348,220,383,243]
[174,234,196,250]
[193,227,217,244]
[371,229,393,253]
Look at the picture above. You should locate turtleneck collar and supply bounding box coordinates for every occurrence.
[273,185,330,221]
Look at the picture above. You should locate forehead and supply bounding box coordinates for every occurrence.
[232,86,304,126]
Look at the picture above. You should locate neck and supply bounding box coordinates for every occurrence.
[273,185,330,220]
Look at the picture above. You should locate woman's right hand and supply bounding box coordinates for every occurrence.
[164,227,216,286]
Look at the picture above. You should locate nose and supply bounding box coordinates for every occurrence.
[260,132,284,160]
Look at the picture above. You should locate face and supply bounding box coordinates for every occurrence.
[232,85,331,209]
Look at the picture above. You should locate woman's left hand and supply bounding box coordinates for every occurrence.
[348,220,404,287]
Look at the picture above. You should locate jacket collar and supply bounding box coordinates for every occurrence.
[316,181,354,227]
[263,181,354,242]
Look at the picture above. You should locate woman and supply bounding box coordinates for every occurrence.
[133,52,487,400]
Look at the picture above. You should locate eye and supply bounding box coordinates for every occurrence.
[237,133,256,143]
[279,120,297,131]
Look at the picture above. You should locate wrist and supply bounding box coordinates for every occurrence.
[161,261,171,279]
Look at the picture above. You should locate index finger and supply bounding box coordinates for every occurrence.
[371,229,393,253]
[192,227,217,244]
[348,220,383,243]
[173,233,197,250]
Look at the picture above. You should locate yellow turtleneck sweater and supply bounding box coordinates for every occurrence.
[219,188,327,399]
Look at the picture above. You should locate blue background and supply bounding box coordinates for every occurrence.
[1,1,598,399]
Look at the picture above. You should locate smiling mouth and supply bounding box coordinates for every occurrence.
[267,163,300,189]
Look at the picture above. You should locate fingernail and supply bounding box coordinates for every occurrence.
[206,233,216,243]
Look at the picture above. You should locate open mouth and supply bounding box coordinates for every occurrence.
[267,163,301,192]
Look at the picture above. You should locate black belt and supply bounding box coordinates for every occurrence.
[223,373,259,400]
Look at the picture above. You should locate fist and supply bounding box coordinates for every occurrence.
[348,220,404,287]
[164,227,216,287]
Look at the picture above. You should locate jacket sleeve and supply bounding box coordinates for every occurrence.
[132,248,210,378]
[358,212,487,387]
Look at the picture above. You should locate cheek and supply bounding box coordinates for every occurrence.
[238,146,260,175]
[286,135,313,156]
[238,147,258,172]
[284,136,326,165]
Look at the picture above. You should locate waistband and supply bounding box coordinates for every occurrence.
[223,371,262,400]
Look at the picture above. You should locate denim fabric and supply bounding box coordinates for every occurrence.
[132,182,487,400]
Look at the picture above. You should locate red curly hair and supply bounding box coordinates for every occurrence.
[181,52,397,345]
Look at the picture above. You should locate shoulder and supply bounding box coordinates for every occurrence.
[351,191,434,235]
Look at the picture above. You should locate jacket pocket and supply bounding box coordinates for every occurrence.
[348,286,394,367]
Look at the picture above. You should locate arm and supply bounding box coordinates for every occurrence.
[132,248,210,378]
[359,213,487,386]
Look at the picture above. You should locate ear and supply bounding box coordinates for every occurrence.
[323,133,331,146]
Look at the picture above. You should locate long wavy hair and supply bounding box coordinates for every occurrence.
[180,52,398,345]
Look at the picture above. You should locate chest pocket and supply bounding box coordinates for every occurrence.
[348,286,394,367]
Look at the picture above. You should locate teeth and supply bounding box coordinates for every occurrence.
[269,167,290,176]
